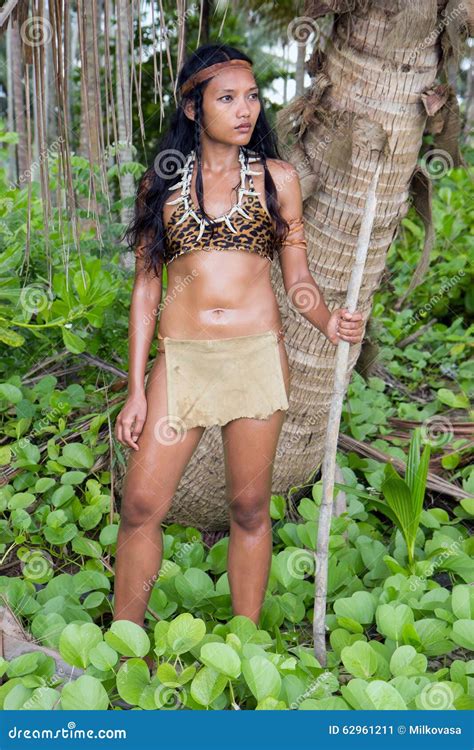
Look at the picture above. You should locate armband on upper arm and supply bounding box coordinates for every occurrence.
[280,217,307,253]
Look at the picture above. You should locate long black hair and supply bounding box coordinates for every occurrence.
[123,43,290,275]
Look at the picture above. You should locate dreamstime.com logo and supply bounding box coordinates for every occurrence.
[142,269,199,325]
[142,535,200,592]
[409,534,464,591]
[290,671,333,709]
[408,270,465,325]
[287,549,316,580]
[407,2,467,64]
[8,723,127,740]
[9,137,65,190]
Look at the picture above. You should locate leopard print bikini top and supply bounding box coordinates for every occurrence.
[163,148,276,266]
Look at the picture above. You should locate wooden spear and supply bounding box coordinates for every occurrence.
[313,162,383,665]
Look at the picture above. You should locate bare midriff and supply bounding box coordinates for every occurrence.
[155,159,286,353]
[156,249,284,352]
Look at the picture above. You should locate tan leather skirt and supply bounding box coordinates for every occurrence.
[158,327,289,431]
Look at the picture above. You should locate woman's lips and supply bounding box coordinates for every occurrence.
[236,124,251,131]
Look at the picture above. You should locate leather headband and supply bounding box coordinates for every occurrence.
[179,59,254,97]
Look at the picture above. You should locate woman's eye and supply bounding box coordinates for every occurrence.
[219,93,259,102]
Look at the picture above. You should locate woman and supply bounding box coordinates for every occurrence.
[113,44,364,631]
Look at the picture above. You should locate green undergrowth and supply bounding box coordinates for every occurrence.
[0,134,472,710]
[0,460,472,709]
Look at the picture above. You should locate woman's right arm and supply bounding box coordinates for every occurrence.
[115,241,163,450]
[128,243,163,395]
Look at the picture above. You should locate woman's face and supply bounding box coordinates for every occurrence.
[187,68,261,145]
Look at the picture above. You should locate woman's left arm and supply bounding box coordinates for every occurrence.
[274,161,364,346]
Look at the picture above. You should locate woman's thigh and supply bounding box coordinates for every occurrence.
[222,408,286,499]
[122,354,205,521]
[221,341,290,507]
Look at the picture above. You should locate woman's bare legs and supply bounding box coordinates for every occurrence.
[221,340,290,625]
[113,353,205,627]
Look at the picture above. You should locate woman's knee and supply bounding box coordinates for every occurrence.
[119,488,171,530]
[228,489,270,531]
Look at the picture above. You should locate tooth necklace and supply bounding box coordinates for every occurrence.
[165,147,262,241]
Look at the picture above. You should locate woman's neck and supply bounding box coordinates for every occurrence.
[197,139,242,173]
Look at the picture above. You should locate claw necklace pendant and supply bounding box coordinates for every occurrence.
[165,147,261,241]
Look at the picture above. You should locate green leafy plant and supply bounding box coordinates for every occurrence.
[335,427,430,569]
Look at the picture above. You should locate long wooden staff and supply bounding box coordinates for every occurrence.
[313,162,383,665]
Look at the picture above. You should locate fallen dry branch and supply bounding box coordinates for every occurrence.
[0,603,84,682]
[337,432,473,500]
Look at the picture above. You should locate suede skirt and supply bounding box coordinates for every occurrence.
[158,328,289,431]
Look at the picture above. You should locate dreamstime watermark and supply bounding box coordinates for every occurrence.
[19,283,54,315]
[153,414,188,445]
[20,549,54,581]
[0,220,14,238]
[409,534,464,591]
[421,148,454,180]
[3,401,66,484]
[290,670,333,709]
[286,549,316,580]
[143,534,200,592]
[276,401,331,459]
[154,681,185,709]
[9,401,67,457]
[407,2,466,64]
[287,16,320,48]
[19,663,70,710]
[9,136,65,190]
[8,724,127,740]
[287,281,321,315]
[306,120,350,159]
[276,116,353,196]
[153,3,198,46]
[420,415,454,448]
[408,270,465,325]
[153,149,187,180]
[418,681,454,709]
[143,269,199,326]
[274,111,351,195]
[20,15,53,47]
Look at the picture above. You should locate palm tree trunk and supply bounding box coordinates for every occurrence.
[152,0,461,531]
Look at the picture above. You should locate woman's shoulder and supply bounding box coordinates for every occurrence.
[247,152,300,188]
[267,160,300,200]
